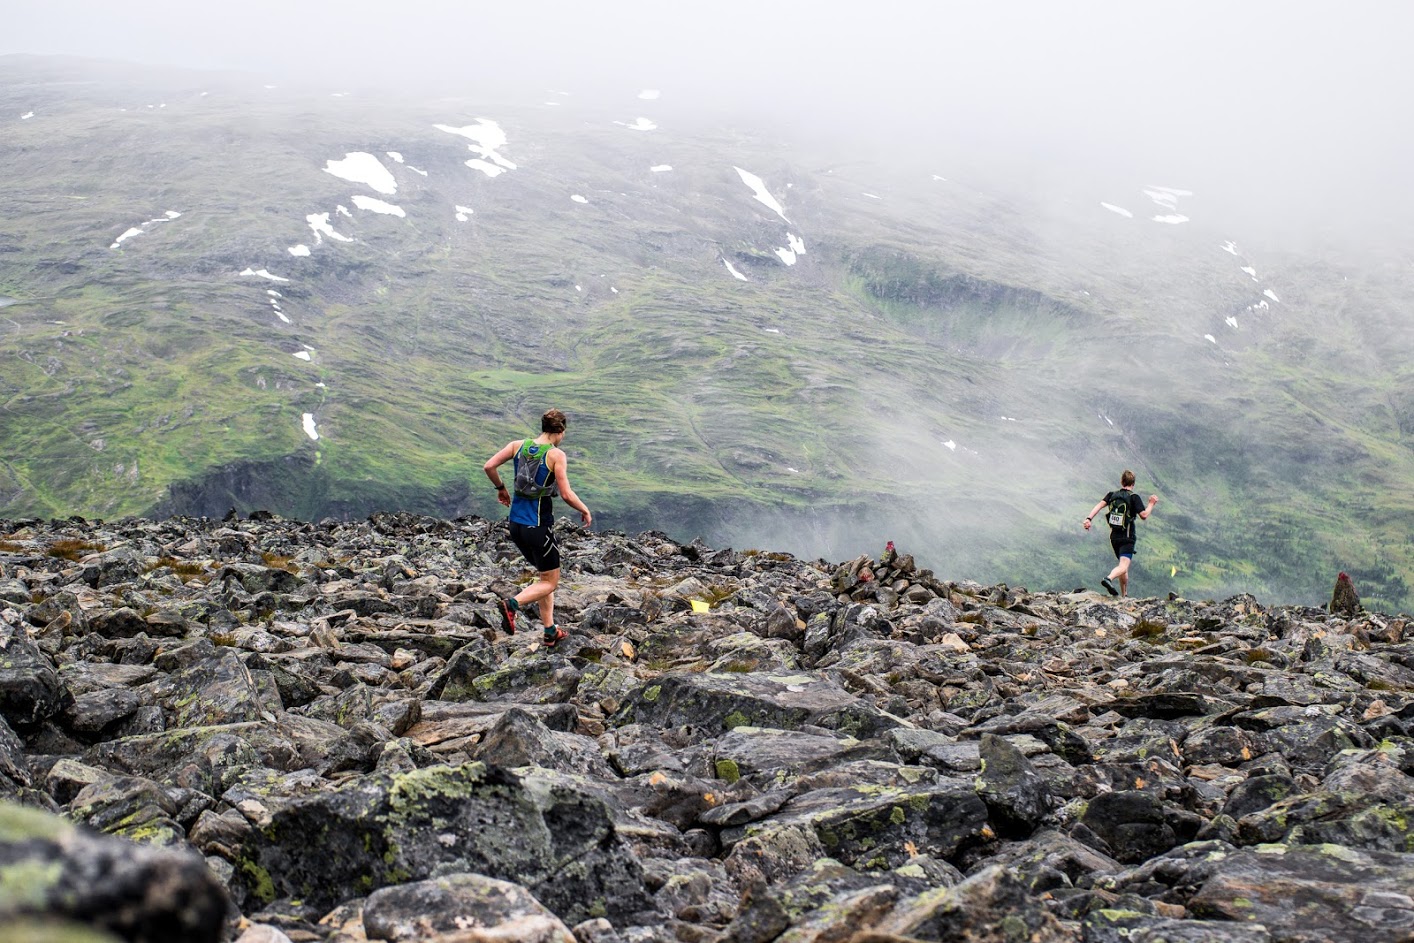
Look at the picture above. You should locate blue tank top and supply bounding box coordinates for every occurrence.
[509,440,557,527]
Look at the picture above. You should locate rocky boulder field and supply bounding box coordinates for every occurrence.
[2,513,1414,943]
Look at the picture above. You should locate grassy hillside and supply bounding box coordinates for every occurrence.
[2,56,1412,610]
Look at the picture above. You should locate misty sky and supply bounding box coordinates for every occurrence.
[7,1,1414,241]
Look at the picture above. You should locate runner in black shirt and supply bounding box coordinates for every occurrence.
[1083,469,1159,597]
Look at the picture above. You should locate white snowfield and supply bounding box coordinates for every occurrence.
[288,245,311,257]
[292,350,312,361]
[734,167,788,222]
[435,120,517,177]
[650,165,672,173]
[108,210,182,249]
[323,152,397,195]
[723,259,749,281]
[1100,203,1133,218]
[617,117,657,131]
[638,89,660,100]
[1264,289,1280,303]
[240,268,290,283]
[352,195,406,217]
[307,212,353,244]
[302,414,319,440]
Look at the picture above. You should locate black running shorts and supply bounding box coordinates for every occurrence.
[509,521,560,572]
[1111,538,1137,559]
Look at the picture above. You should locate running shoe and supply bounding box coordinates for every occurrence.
[497,597,517,635]
[543,625,568,648]
[1100,577,1119,597]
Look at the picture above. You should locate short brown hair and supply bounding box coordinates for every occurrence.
[542,409,567,434]
[1121,469,1136,487]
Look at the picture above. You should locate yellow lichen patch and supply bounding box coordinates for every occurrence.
[0,859,64,909]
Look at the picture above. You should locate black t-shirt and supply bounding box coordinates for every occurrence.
[1102,490,1146,542]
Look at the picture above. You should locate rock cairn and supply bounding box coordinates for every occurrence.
[1,513,1413,943]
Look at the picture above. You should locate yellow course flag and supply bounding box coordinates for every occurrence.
[690,599,710,613]
[1171,566,1177,578]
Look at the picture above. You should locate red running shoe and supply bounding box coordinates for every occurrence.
[543,625,568,648]
[497,598,517,635]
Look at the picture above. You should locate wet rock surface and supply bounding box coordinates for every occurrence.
[0,513,1411,942]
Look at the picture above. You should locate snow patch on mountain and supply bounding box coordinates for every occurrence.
[1144,186,1192,210]
[324,152,397,195]
[307,213,352,244]
[434,120,517,177]
[241,268,290,283]
[109,228,144,249]
[1101,203,1133,218]
[734,167,788,222]
[108,210,182,249]
[774,234,806,266]
[352,195,406,217]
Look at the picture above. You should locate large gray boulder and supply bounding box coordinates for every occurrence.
[0,800,227,943]
[225,761,657,926]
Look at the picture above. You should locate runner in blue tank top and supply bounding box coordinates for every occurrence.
[482,409,592,647]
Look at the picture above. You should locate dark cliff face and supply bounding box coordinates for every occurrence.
[149,456,472,523]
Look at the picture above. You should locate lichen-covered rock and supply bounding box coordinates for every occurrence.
[1077,790,1179,864]
[1187,843,1414,942]
[226,762,657,925]
[872,865,1070,941]
[1083,909,1273,942]
[0,800,227,943]
[730,780,987,872]
[0,919,126,943]
[0,624,67,728]
[157,649,265,728]
[612,671,900,742]
[976,733,1051,836]
[361,872,576,943]
[67,774,187,846]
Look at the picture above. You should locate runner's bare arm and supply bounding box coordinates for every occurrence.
[1138,495,1159,520]
[549,449,592,526]
[1083,500,1107,530]
[483,440,522,507]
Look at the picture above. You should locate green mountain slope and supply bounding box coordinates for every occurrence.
[2,56,1412,609]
